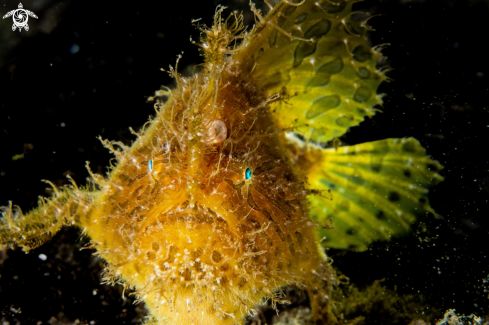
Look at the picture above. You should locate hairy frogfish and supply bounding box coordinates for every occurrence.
[0,0,443,324]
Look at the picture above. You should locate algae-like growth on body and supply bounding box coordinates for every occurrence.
[0,0,443,324]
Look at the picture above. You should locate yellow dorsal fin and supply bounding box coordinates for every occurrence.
[233,0,386,143]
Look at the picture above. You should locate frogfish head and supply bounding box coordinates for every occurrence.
[81,70,332,324]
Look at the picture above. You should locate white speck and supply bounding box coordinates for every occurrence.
[92,290,97,296]
[38,254,47,261]
[60,122,65,127]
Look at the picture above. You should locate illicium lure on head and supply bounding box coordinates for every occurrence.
[0,1,443,324]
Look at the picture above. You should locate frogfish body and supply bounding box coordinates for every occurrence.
[0,1,443,324]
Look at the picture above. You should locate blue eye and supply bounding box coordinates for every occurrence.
[149,160,153,171]
[245,168,251,180]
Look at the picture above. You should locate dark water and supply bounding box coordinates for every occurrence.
[0,0,488,323]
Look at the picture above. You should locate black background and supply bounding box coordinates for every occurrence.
[1,0,489,324]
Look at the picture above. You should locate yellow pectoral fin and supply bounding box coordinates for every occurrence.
[307,138,444,251]
[233,0,386,143]
[0,184,94,252]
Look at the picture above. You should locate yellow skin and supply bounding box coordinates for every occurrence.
[0,1,443,324]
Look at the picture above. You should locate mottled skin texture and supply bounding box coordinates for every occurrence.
[82,70,334,324]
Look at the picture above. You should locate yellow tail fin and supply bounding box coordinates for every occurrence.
[307,138,443,251]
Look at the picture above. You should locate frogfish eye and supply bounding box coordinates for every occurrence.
[148,159,153,171]
[245,168,251,180]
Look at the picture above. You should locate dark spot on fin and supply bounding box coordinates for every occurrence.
[319,0,347,14]
[352,45,372,62]
[427,163,439,171]
[293,20,331,67]
[294,13,307,24]
[304,19,331,40]
[402,141,417,153]
[376,210,386,220]
[371,164,381,173]
[388,191,400,202]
